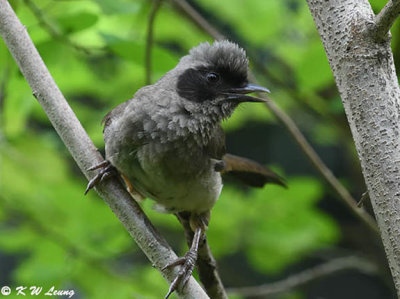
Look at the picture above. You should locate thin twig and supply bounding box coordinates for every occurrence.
[168,0,379,235]
[145,0,162,85]
[227,256,378,297]
[23,0,103,55]
[177,213,228,299]
[358,191,370,208]
[372,0,400,40]
[169,0,224,40]
[258,90,379,235]
[0,1,208,297]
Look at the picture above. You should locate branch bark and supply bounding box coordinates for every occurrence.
[0,1,208,297]
[372,0,400,40]
[307,0,400,294]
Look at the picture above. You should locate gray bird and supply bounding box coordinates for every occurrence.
[86,40,285,298]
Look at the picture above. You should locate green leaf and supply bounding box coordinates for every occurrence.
[296,41,332,93]
[15,240,68,285]
[246,178,339,273]
[94,0,142,15]
[0,226,37,253]
[209,177,339,273]
[101,34,178,73]
[3,75,33,138]
[57,12,99,34]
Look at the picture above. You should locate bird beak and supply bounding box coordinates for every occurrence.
[229,83,270,94]
[222,83,270,103]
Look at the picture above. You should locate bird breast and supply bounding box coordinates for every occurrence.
[133,140,223,213]
[105,95,224,213]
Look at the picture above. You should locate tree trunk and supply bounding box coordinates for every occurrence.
[307,0,400,294]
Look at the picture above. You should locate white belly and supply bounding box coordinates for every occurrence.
[136,166,222,213]
[160,171,222,213]
[118,144,222,214]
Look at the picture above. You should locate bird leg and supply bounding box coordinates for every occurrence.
[84,160,117,195]
[162,213,208,299]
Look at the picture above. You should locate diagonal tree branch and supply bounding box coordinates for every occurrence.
[261,93,378,234]
[371,0,400,40]
[168,0,379,235]
[227,256,378,297]
[0,1,208,297]
[169,0,224,40]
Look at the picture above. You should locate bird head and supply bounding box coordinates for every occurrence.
[174,40,269,119]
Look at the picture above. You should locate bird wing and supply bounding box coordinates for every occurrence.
[102,99,133,131]
[102,98,151,200]
[102,98,147,173]
[206,125,286,188]
[222,153,286,188]
[102,98,147,152]
[205,124,226,160]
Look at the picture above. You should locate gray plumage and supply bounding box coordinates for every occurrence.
[86,40,284,298]
[102,40,279,214]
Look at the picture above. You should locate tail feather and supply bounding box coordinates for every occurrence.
[222,154,286,188]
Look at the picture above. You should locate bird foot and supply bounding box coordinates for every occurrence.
[84,160,116,195]
[162,249,198,299]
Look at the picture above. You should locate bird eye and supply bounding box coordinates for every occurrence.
[206,72,220,83]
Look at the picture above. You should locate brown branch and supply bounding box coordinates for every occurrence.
[177,213,228,299]
[145,0,163,85]
[169,0,224,40]
[0,1,208,297]
[168,0,379,235]
[372,0,400,40]
[258,92,379,235]
[227,256,378,297]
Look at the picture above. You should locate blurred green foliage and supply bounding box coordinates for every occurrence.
[0,0,394,298]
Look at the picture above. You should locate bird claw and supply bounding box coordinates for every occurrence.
[87,160,109,171]
[84,161,116,195]
[163,250,197,299]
